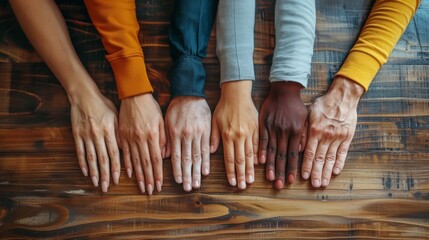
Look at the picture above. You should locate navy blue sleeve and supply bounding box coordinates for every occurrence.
[168,0,218,98]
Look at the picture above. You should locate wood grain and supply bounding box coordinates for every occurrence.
[0,0,428,239]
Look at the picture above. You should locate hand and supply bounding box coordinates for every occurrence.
[211,81,258,190]
[165,97,211,192]
[70,90,120,193]
[119,93,166,195]
[302,76,364,188]
[259,82,307,189]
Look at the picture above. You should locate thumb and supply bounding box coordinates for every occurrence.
[210,119,220,153]
[299,120,308,152]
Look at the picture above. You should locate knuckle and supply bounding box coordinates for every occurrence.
[182,127,193,138]
[133,128,145,141]
[108,148,118,158]
[151,156,162,165]
[192,153,202,163]
[304,150,315,160]
[182,154,192,164]
[141,157,151,167]
[314,153,325,163]
[147,130,158,142]
[86,153,96,162]
[325,154,336,163]
[276,152,286,161]
[236,157,245,165]
[338,148,348,157]
[172,151,181,161]
[201,145,210,155]
[225,156,235,164]
[98,154,109,165]
[245,151,253,159]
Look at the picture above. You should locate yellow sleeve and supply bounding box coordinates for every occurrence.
[336,0,421,91]
[84,0,153,99]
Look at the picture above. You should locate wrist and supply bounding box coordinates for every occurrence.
[329,76,364,101]
[220,80,253,100]
[67,84,101,105]
[270,81,302,98]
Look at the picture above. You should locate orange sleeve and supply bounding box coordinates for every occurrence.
[84,0,153,99]
[336,0,421,91]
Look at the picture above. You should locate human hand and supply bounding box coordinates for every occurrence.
[164,96,211,192]
[302,76,364,188]
[119,93,166,195]
[69,90,120,193]
[259,82,307,189]
[211,81,258,190]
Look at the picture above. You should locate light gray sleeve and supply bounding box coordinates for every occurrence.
[269,0,316,87]
[216,0,256,84]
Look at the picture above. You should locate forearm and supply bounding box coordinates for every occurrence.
[9,0,100,99]
[336,0,421,91]
[168,0,218,98]
[84,0,153,99]
[216,0,255,83]
[270,0,316,87]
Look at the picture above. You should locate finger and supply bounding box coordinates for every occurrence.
[210,119,220,153]
[139,141,154,195]
[274,132,287,190]
[201,131,210,176]
[159,120,167,159]
[234,139,247,190]
[94,138,110,193]
[311,141,330,188]
[192,136,202,189]
[252,128,259,165]
[265,129,277,181]
[181,137,192,192]
[84,139,99,188]
[170,135,182,184]
[74,135,88,177]
[300,120,308,152]
[148,132,163,193]
[286,132,301,184]
[321,141,341,187]
[122,139,133,178]
[333,140,352,175]
[302,137,318,180]
[105,129,120,185]
[223,138,236,187]
[130,142,145,194]
[245,137,255,184]
[258,123,269,164]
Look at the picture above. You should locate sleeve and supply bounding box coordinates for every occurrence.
[168,0,218,98]
[336,0,421,91]
[84,0,153,99]
[216,0,256,84]
[269,0,316,88]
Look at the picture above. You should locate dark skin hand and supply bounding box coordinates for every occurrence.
[259,81,307,189]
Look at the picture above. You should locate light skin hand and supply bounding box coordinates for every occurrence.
[70,89,120,193]
[302,76,364,188]
[259,82,307,189]
[165,96,211,192]
[119,93,166,195]
[211,80,259,190]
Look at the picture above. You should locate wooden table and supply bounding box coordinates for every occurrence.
[1,0,428,238]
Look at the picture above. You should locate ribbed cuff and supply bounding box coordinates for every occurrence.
[108,56,153,99]
[336,50,381,92]
[170,56,206,98]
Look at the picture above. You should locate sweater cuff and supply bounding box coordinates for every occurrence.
[336,50,381,92]
[170,56,205,98]
[108,56,153,99]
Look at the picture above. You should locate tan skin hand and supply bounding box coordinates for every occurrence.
[211,81,259,190]
[302,76,364,188]
[119,93,166,195]
[9,0,121,192]
[165,96,211,192]
[259,82,307,189]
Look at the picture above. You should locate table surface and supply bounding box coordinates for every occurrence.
[1,0,429,239]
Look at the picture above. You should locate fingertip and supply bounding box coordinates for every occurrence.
[288,174,295,184]
[91,176,99,187]
[229,177,237,187]
[259,154,266,164]
[312,178,321,188]
[81,167,88,177]
[113,171,120,185]
[156,180,162,192]
[126,168,132,178]
[302,171,310,180]
[101,180,108,193]
[274,179,284,189]
[267,170,275,181]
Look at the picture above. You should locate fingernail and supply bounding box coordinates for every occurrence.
[92,176,99,187]
[288,174,295,183]
[302,172,309,179]
[139,181,145,193]
[260,155,266,164]
[229,177,237,186]
[156,180,162,192]
[101,181,108,193]
[127,168,132,178]
[268,170,275,181]
[161,147,166,159]
[210,145,215,153]
[334,167,340,175]
[299,144,302,152]
[248,175,254,184]
[312,179,321,188]
[175,176,183,184]
[193,180,200,188]
[184,182,192,192]
[81,168,88,177]
[147,184,153,195]
[238,181,246,190]
[275,179,284,189]
[113,171,119,185]
[203,168,209,176]
[322,179,328,187]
